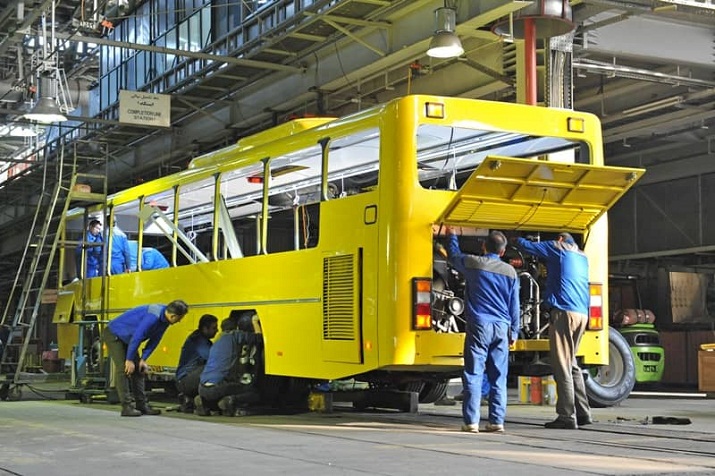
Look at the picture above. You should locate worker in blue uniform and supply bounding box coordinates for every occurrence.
[515,233,592,429]
[141,247,170,270]
[175,314,219,413]
[196,313,262,416]
[446,227,519,433]
[75,219,103,278]
[109,220,132,275]
[104,300,189,416]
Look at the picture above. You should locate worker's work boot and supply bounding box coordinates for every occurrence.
[194,395,210,416]
[136,403,161,415]
[179,395,195,414]
[121,404,142,417]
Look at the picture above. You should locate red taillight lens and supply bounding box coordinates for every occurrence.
[588,283,603,330]
[412,278,432,330]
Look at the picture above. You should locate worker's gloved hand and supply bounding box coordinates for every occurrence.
[124,359,135,375]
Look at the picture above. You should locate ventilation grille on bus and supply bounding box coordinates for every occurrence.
[323,254,355,341]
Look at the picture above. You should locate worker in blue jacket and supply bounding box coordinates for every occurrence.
[109,220,132,275]
[104,300,189,416]
[196,313,262,416]
[175,314,219,413]
[515,233,592,429]
[75,219,103,278]
[446,227,519,434]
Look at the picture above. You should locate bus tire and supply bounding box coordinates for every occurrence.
[398,381,425,395]
[585,327,635,408]
[419,381,449,404]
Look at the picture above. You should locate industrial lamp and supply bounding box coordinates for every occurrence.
[23,74,67,123]
[0,124,37,137]
[427,4,464,59]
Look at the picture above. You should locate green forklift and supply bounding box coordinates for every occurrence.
[609,275,665,385]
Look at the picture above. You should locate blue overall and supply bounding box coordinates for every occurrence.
[448,234,519,427]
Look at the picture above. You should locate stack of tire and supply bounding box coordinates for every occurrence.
[612,309,665,385]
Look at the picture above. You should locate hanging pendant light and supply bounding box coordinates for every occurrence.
[23,73,67,123]
[427,4,464,59]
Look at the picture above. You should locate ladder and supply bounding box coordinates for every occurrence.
[0,140,108,399]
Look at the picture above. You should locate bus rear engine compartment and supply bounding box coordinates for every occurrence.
[432,231,548,341]
[431,230,636,407]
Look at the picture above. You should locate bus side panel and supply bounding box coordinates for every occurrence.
[317,191,379,372]
[581,215,610,366]
[60,199,382,381]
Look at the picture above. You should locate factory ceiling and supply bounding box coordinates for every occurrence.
[0,0,712,272]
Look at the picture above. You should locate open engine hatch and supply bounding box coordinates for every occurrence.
[438,155,644,232]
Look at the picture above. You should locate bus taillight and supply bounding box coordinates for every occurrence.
[588,283,603,330]
[412,277,432,330]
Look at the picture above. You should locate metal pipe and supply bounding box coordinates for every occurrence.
[573,60,715,88]
[519,271,541,338]
[293,206,300,250]
[51,0,56,64]
[524,18,537,105]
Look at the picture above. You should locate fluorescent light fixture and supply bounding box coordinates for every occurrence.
[622,96,683,117]
[427,6,464,59]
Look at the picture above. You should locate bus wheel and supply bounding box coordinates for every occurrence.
[419,381,449,404]
[585,327,635,408]
[398,381,425,395]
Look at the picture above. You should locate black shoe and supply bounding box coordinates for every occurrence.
[544,418,577,429]
[194,395,210,416]
[179,397,195,414]
[121,404,142,417]
[218,396,236,416]
[577,416,593,426]
[136,404,161,415]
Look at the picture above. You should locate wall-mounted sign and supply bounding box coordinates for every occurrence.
[119,90,170,128]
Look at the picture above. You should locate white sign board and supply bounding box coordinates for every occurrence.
[119,90,171,128]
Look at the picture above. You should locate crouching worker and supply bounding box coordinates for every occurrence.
[195,312,263,416]
[104,300,188,416]
[175,314,219,413]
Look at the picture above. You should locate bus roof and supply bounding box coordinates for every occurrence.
[188,117,336,170]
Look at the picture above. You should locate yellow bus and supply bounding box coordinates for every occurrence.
[56,95,644,407]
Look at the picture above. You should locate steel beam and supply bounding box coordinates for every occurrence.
[50,32,304,74]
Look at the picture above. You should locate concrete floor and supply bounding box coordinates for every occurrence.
[1,383,714,476]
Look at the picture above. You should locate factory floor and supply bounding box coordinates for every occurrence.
[1,380,714,476]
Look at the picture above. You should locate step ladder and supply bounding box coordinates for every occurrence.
[0,140,108,400]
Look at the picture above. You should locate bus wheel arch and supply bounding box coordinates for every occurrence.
[585,327,636,408]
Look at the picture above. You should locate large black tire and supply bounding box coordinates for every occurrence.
[398,381,425,395]
[585,327,636,408]
[419,381,449,404]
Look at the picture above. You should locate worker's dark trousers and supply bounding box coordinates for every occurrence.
[176,365,204,399]
[103,327,146,407]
